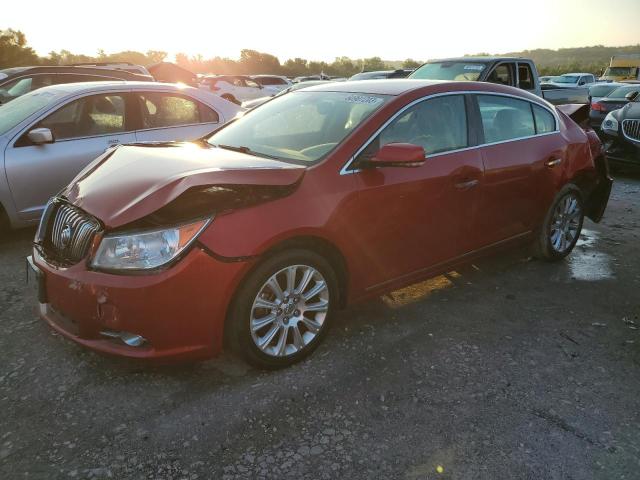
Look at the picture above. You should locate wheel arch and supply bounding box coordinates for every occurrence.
[221,234,350,347]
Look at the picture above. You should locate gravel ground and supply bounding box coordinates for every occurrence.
[1,173,639,480]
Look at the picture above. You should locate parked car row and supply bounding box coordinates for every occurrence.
[198,75,291,104]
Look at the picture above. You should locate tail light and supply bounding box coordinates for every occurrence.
[591,102,605,112]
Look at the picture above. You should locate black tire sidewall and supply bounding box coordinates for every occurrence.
[537,186,584,261]
[227,249,338,369]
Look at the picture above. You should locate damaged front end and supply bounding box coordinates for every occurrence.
[35,142,306,271]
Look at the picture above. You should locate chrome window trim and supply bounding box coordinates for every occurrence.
[133,121,220,134]
[340,90,560,176]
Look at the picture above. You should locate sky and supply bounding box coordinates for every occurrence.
[4,0,640,62]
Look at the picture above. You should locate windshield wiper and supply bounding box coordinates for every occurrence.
[215,144,279,160]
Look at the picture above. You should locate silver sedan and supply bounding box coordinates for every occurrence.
[0,81,241,230]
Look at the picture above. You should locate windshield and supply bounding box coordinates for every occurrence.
[207,91,389,163]
[607,86,640,100]
[410,62,486,81]
[0,88,59,136]
[589,84,620,98]
[554,76,580,84]
[604,67,637,77]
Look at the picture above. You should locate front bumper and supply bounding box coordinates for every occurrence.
[605,138,640,165]
[32,245,253,362]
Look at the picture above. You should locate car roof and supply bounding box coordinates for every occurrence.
[427,56,525,63]
[297,79,552,107]
[20,81,200,96]
[0,65,148,77]
[562,73,592,76]
[300,79,448,96]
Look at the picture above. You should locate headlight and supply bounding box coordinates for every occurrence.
[91,219,210,271]
[601,112,619,133]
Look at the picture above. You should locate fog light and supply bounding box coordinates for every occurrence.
[100,330,147,347]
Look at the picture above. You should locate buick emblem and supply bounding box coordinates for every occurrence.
[60,224,73,248]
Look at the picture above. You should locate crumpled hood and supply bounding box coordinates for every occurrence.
[63,142,305,228]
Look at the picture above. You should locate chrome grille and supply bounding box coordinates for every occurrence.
[622,119,640,142]
[44,202,101,264]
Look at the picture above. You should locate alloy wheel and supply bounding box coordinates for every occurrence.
[250,264,330,357]
[549,193,582,254]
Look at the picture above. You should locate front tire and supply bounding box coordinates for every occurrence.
[226,249,338,369]
[533,186,584,261]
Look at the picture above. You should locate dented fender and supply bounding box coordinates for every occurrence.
[62,142,306,228]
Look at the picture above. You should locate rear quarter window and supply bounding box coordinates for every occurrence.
[532,105,556,134]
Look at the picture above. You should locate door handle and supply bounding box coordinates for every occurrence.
[545,158,562,168]
[454,179,479,190]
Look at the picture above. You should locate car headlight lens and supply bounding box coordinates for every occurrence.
[602,112,619,132]
[91,219,210,271]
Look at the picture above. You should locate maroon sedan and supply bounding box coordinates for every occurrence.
[28,80,612,368]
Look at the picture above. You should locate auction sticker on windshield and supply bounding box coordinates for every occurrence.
[344,95,383,104]
[464,65,485,71]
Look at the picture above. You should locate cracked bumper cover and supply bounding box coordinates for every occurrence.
[33,245,253,362]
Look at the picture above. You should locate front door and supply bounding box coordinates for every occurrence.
[347,94,483,289]
[4,92,135,221]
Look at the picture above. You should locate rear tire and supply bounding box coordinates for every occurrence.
[226,249,338,369]
[533,185,584,261]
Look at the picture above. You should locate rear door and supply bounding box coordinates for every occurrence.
[134,91,221,142]
[347,94,484,288]
[4,91,135,221]
[473,94,563,247]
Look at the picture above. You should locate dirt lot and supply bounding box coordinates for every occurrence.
[1,173,639,480]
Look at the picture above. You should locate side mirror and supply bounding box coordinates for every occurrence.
[366,143,425,168]
[625,91,639,102]
[579,80,586,86]
[28,128,54,145]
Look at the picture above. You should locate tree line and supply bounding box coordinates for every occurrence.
[2,29,638,77]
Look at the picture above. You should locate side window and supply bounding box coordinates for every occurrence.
[532,105,556,134]
[138,93,201,128]
[38,93,126,140]
[1,75,54,100]
[378,95,468,155]
[486,64,514,86]
[518,64,534,90]
[199,103,219,123]
[477,95,535,143]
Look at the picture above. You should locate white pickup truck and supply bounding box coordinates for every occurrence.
[409,57,590,105]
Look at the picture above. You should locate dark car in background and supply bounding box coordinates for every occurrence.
[0,65,154,104]
[590,84,640,129]
[348,69,413,81]
[601,90,640,165]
